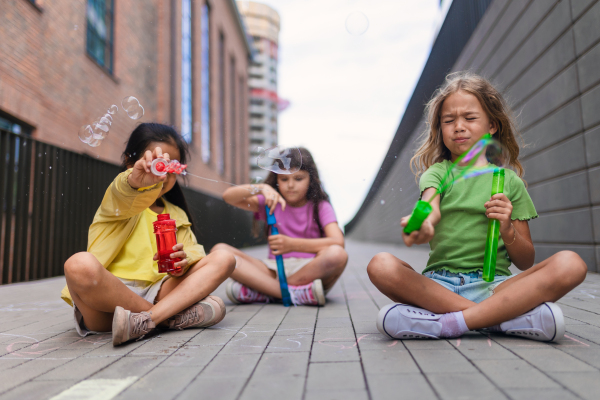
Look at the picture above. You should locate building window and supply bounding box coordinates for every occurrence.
[200,2,210,163]
[0,113,32,136]
[86,0,114,73]
[230,57,236,182]
[218,32,225,174]
[181,0,193,143]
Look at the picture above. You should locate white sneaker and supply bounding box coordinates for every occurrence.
[499,302,565,342]
[376,304,442,339]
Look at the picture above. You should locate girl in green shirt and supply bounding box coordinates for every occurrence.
[369,72,587,342]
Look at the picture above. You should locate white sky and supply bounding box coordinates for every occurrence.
[259,0,443,228]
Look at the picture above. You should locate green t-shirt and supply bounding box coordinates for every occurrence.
[419,160,538,276]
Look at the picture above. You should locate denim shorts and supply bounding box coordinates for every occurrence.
[424,270,513,303]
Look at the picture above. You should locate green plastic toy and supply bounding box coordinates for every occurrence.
[483,168,505,282]
[403,133,496,235]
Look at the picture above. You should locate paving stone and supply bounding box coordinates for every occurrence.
[115,366,201,400]
[200,353,261,377]
[313,327,355,342]
[367,373,437,400]
[427,372,507,400]
[361,348,420,375]
[220,334,271,354]
[505,388,579,400]
[160,344,221,368]
[0,380,75,400]
[241,378,305,400]
[91,356,166,379]
[177,377,245,400]
[304,389,369,400]
[34,352,117,380]
[311,341,359,363]
[474,359,561,389]
[251,352,308,378]
[409,349,478,374]
[548,371,600,400]
[315,317,353,329]
[306,362,366,391]
[0,358,72,393]
[452,334,518,360]
[265,334,312,353]
[511,347,597,372]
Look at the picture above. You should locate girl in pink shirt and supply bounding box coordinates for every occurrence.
[212,148,347,305]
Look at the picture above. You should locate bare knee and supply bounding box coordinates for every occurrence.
[552,251,587,286]
[208,249,236,277]
[367,252,397,280]
[210,242,234,254]
[64,252,104,290]
[323,245,348,268]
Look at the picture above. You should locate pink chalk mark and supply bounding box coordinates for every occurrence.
[488,338,492,347]
[456,338,461,347]
[564,334,590,347]
[388,341,398,347]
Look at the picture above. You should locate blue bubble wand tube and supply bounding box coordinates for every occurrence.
[266,206,292,307]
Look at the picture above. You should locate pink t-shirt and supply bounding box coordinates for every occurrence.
[255,194,338,259]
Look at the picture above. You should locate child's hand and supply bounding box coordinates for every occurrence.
[260,184,286,213]
[485,193,513,235]
[153,243,189,277]
[269,234,293,255]
[400,216,434,247]
[127,146,170,189]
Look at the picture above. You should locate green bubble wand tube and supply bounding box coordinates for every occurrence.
[404,133,495,235]
[482,168,505,282]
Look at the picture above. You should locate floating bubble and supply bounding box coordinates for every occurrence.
[256,145,302,175]
[151,158,188,176]
[78,125,93,144]
[345,11,369,35]
[380,200,385,205]
[121,96,144,120]
[107,105,118,114]
[115,208,120,216]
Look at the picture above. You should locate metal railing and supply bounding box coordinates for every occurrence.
[0,128,262,285]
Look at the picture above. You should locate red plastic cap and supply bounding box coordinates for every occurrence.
[157,213,170,221]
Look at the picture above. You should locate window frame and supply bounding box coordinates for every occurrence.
[86,0,115,74]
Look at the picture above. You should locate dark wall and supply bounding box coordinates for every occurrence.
[0,128,261,285]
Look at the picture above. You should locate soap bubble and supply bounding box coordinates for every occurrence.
[380,200,385,205]
[345,11,369,35]
[115,208,120,216]
[121,96,144,120]
[256,145,302,175]
[78,125,93,143]
[460,136,507,169]
[107,105,118,114]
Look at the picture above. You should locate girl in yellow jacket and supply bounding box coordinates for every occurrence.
[62,123,235,346]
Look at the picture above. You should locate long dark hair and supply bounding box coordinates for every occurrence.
[262,147,330,236]
[121,123,195,230]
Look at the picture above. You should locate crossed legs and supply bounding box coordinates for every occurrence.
[210,243,348,298]
[64,250,235,332]
[367,250,587,330]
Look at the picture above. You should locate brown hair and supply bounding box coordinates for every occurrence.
[410,71,524,183]
[255,147,330,238]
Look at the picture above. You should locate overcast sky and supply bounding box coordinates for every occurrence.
[257,0,444,228]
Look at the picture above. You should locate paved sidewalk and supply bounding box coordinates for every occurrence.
[1,240,600,399]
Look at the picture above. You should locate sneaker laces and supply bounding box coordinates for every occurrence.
[131,311,155,340]
[170,305,204,330]
[289,283,316,306]
[239,285,270,303]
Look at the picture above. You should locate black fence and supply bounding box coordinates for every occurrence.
[0,128,263,285]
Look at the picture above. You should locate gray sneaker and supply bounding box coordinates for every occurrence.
[112,306,156,346]
[167,295,226,330]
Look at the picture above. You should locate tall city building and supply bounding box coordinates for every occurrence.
[237,1,281,181]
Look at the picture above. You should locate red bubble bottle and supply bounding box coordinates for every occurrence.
[153,214,183,273]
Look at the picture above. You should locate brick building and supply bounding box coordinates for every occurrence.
[0,0,252,196]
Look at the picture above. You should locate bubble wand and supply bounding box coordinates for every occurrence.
[265,206,293,307]
[403,133,498,234]
[483,168,504,282]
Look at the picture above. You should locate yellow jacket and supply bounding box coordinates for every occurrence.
[60,169,206,306]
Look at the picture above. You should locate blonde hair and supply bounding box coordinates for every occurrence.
[410,71,524,183]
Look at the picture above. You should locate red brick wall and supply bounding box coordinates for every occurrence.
[0,0,249,196]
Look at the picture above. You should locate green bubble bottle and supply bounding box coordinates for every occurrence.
[483,168,505,282]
